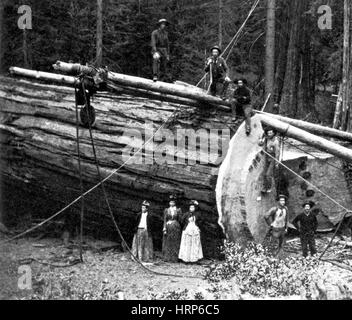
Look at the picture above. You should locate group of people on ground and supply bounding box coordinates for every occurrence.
[132,196,204,264]
[151,19,253,135]
[259,128,318,258]
[265,194,318,258]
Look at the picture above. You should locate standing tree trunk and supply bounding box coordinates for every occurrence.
[0,0,5,74]
[218,0,223,48]
[341,0,351,131]
[265,0,276,112]
[23,29,29,69]
[297,1,316,119]
[273,1,290,107]
[96,0,103,67]
[280,0,304,117]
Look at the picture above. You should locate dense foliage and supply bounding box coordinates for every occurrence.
[204,241,321,298]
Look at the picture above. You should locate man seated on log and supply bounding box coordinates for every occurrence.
[264,194,289,256]
[205,45,231,100]
[151,19,170,82]
[293,201,318,258]
[131,200,155,263]
[259,127,280,194]
[232,78,252,135]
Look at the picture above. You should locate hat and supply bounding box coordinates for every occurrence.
[189,200,199,206]
[302,200,315,208]
[142,200,150,207]
[235,78,248,86]
[157,18,169,25]
[264,126,277,135]
[210,45,222,54]
[277,194,288,201]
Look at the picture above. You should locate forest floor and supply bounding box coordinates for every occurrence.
[1,234,352,300]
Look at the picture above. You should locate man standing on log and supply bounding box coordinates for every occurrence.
[151,19,170,82]
[205,45,231,100]
[259,128,280,193]
[232,79,252,135]
[265,195,289,255]
[293,201,318,257]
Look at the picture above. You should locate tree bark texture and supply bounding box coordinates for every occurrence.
[0,75,231,257]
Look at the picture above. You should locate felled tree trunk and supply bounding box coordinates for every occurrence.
[0,75,232,257]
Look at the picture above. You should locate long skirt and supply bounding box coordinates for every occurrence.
[178,222,203,263]
[132,229,154,262]
[162,220,181,262]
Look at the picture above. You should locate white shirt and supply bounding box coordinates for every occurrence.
[138,212,148,230]
[271,208,287,229]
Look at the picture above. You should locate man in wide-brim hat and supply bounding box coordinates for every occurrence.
[205,45,231,100]
[232,77,252,135]
[265,194,289,256]
[293,200,318,257]
[259,126,280,193]
[151,18,171,82]
[132,200,155,262]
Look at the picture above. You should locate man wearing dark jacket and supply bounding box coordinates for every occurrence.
[151,19,170,82]
[233,79,252,135]
[131,200,155,262]
[205,45,231,100]
[293,201,318,257]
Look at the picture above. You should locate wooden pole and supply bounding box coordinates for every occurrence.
[218,0,223,48]
[10,66,203,108]
[333,84,343,129]
[0,0,5,74]
[265,0,276,112]
[96,0,103,67]
[258,111,352,142]
[52,61,231,109]
[259,114,352,162]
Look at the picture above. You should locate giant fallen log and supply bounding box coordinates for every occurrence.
[0,74,232,257]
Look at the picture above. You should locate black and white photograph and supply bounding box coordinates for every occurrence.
[1,0,352,305]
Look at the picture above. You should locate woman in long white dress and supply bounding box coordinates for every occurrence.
[179,200,203,263]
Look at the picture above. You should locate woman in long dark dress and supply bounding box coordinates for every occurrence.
[179,200,203,263]
[162,195,182,262]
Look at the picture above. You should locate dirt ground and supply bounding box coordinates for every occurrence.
[1,234,352,300]
[0,235,214,300]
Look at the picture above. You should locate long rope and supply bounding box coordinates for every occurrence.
[74,86,85,263]
[285,139,345,173]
